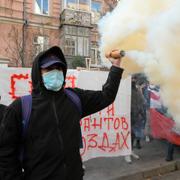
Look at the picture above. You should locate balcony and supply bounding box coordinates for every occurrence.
[60,9,92,28]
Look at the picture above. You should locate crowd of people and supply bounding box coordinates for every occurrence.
[124,73,179,163]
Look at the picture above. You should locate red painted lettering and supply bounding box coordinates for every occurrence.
[9,73,30,99]
[87,134,98,150]
[113,117,121,130]
[83,116,91,132]
[104,117,113,130]
[121,131,130,149]
[98,132,110,151]
[109,132,121,152]
[106,103,115,116]
[91,117,102,130]
[121,117,129,130]
[65,75,77,88]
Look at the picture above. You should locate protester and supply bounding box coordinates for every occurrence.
[166,142,174,161]
[142,82,151,142]
[0,46,124,180]
[125,75,145,163]
[154,104,180,161]
[166,126,180,161]
[137,79,151,143]
[136,80,147,148]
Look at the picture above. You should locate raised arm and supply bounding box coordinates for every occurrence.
[75,49,124,117]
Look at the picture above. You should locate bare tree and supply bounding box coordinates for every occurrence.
[4,0,28,67]
[4,26,25,66]
[4,25,38,67]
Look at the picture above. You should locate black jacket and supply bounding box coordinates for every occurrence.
[0,104,6,124]
[0,46,123,180]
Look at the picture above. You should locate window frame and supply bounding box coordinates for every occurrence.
[64,0,91,12]
[91,47,99,65]
[64,35,77,56]
[64,35,90,57]
[91,0,102,13]
[34,0,50,16]
[33,35,49,55]
[91,0,102,24]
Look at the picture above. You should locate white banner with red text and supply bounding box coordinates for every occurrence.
[0,67,131,161]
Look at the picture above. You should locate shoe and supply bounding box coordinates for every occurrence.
[145,136,150,142]
[131,151,140,159]
[82,164,86,175]
[82,164,86,170]
[165,156,173,161]
[135,139,142,149]
[135,141,142,149]
[124,155,132,164]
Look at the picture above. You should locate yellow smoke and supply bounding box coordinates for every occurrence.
[99,0,180,127]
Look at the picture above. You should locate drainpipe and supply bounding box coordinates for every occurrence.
[22,0,28,67]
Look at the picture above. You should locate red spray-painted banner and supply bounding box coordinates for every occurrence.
[0,68,132,161]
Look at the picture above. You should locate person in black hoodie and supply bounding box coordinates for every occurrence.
[0,96,6,124]
[0,46,124,180]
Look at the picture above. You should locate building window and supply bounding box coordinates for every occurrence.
[64,36,76,56]
[33,36,49,55]
[77,36,89,56]
[66,0,77,9]
[65,26,77,35]
[77,27,89,36]
[64,35,89,56]
[91,48,100,64]
[83,37,89,56]
[35,0,49,15]
[79,0,90,11]
[92,1,101,12]
[64,0,90,11]
[91,49,96,64]
[91,1,102,23]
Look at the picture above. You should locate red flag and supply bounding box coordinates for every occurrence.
[150,91,160,101]
[150,108,180,145]
[149,85,162,109]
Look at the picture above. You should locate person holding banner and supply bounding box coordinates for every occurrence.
[0,47,124,180]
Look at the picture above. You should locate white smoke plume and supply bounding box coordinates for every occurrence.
[99,0,180,127]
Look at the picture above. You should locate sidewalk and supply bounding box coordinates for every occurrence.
[84,140,180,180]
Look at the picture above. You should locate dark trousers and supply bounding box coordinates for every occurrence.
[166,142,174,161]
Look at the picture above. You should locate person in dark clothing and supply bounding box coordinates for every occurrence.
[0,96,6,123]
[166,142,174,161]
[155,106,180,161]
[125,75,145,163]
[0,46,124,180]
[142,81,151,142]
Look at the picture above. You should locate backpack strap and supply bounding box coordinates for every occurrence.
[21,95,32,138]
[64,89,82,117]
[64,88,83,148]
[20,95,32,162]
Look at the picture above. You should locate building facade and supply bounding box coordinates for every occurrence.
[0,0,117,68]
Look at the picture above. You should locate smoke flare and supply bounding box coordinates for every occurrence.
[99,0,180,127]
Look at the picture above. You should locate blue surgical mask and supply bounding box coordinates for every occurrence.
[42,70,64,91]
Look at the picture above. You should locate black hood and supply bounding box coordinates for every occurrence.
[31,46,67,94]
